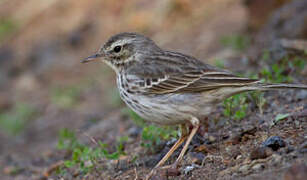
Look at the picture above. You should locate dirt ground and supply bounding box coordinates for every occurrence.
[0,0,307,180]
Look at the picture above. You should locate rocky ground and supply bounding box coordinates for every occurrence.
[0,0,307,180]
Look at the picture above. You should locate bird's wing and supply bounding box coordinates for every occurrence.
[125,52,259,94]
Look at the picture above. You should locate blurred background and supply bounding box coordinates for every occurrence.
[0,0,307,179]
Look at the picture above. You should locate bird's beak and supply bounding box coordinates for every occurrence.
[81,53,104,63]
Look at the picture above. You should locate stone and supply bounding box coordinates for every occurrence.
[183,165,196,175]
[187,152,205,165]
[252,163,265,171]
[250,147,273,160]
[239,165,250,174]
[262,136,286,151]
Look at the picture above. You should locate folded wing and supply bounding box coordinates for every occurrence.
[125,52,259,94]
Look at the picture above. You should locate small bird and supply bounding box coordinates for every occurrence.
[82,32,307,179]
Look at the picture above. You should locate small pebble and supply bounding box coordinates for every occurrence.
[208,135,216,143]
[295,90,307,100]
[165,168,181,177]
[166,138,177,146]
[127,126,142,137]
[252,163,265,171]
[250,147,272,160]
[231,148,241,159]
[262,136,286,151]
[183,165,196,175]
[271,154,282,164]
[187,152,206,165]
[239,165,250,174]
[236,155,242,160]
[194,144,212,154]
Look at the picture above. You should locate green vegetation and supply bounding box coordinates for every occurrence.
[121,108,178,152]
[57,128,128,174]
[275,113,290,122]
[260,50,270,62]
[291,57,306,71]
[259,52,306,83]
[0,103,37,135]
[141,125,178,152]
[221,50,306,121]
[222,91,267,122]
[272,113,290,126]
[220,34,250,51]
[51,85,83,108]
[260,63,293,83]
[223,93,248,121]
[56,110,177,175]
[214,58,225,68]
[222,85,266,121]
[0,18,17,43]
[57,128,80,151]
[250,91,266,115]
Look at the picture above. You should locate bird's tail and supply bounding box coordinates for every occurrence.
[251,82,307,91]
[207,82,307,101]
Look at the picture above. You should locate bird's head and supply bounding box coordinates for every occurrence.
[82,32,161,72]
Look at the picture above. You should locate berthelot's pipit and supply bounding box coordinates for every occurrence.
[82,32,307,179]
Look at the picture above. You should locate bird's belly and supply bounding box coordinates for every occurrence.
[119,91,212,125]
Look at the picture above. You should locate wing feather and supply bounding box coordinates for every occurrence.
[125,52,259,94]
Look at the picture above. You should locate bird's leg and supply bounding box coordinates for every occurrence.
[172,117,200,168]
[154,124,188,168]
[146,124,188,180]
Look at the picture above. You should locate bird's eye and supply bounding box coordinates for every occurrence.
[113,46,121,53]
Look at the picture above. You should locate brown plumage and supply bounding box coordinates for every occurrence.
[82,32,307,180]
